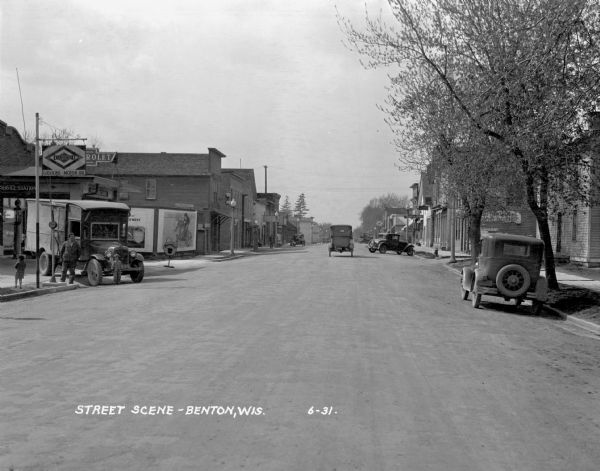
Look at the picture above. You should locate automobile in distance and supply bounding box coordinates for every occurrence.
[328,225,354,257]
[368,233,415,256]
[460,233,547,314]
[290,233,305,247]
[24,199,145,286]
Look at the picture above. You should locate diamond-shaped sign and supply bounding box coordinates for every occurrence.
[42,145,86,176]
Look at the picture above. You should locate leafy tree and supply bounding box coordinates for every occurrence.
[294,193,309,218]
[340,0,600,288]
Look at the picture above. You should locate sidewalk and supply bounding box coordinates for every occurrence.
[415,244,600,333]
[0,246,293,302]
[414,244,600,294]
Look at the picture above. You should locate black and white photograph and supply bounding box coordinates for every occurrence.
[1,1,600,470]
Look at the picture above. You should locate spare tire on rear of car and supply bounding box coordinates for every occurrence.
[495,264,531,297]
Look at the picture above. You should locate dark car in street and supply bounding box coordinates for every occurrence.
[368,233,415,256]
[290,233,305,247]
[460,233,547,314]
[328,225,354,257]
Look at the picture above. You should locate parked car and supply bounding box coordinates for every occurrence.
[461,233,547,314]
[368,233,415,255]
[290,234,305,247]
[359,233,371,243]
[328,225,354,257]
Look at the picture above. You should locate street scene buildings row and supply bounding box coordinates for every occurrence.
[0,119,315,256]
[382,122,600,267]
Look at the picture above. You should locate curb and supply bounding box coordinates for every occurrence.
[0,253,252,302]
[0,283,78,302]
[439,258,600,333]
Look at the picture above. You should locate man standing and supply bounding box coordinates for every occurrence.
[60,232,81,284]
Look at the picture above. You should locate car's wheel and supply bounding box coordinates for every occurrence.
[472,293,482,308]
[130,260,144,283]
[369,248,376,253]
[39,251,52,276]
[87,259,103,286]
[531,300,544,315]
[496,264,531,298]
[406,246,414,256]
[379,245,387,254]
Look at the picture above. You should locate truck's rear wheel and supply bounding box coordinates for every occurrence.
[39,251,52,276]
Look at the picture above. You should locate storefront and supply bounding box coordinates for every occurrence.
[0,171,119,255]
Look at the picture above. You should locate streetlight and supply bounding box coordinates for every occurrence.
[274,211,279,247]
[253,219,259,251]
[226,194,237,255]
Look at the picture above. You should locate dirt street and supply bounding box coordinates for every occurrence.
[1,245,599,470]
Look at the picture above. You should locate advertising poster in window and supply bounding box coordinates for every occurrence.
[157,209,197,252]
[128,208,155,253]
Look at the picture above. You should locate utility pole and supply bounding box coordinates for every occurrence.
[264,165,267,193]
[35,113,40,288]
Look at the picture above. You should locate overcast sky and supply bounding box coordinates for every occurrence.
[0,0,418,228]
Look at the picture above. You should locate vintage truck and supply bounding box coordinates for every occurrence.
[24,199,145,286]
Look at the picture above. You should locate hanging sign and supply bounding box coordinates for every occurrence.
[42,145,86,176]
[86,149,116,166]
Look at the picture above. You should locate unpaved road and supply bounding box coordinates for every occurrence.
[1,245,599,470]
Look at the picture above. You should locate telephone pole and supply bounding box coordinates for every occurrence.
[264,165,268,193]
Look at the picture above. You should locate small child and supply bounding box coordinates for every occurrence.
[14,255,26,289]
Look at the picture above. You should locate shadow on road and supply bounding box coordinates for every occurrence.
[135,277,192,284]
[475,300,563,320]
[145,266,205,276]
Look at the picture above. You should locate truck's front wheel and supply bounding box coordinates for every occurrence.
[87,259,103,286]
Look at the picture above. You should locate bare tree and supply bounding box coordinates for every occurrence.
[340,0,600,288]
[359,193,410,235]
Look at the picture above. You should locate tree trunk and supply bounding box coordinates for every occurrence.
[523,165,559,290]
[536,214,558,289]
[467,205,484,265]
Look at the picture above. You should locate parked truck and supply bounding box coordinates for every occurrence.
[24,199,145,285]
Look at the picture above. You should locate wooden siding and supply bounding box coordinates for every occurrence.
[589,205,600,258]
[119,175,211,210]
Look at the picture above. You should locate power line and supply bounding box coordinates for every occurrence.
[15,68,27,137]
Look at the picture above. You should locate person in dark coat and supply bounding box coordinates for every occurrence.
[60,232,81,284]
[14,254,26,288]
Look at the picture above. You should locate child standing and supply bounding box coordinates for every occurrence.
[14,255,26,289]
